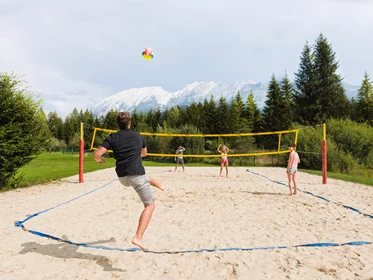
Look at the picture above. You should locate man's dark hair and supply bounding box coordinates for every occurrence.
[288,143,296,148]
[116,112,131,129]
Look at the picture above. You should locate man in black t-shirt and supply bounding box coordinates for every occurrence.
[94,111,157,251]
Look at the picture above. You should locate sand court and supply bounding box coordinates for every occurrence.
[1,167,373,279]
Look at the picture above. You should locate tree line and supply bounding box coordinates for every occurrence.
[2,33,373,189]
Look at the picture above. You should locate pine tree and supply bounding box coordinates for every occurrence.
[185,102,203,129]
[169,106,181,128]
[293,42,318,125]
[234,91,246,118]
[229,91,247,133]
[63,108,80,146]
[216,96,230,134]
[262,74,283,132]
[245,90,261,132]
[103,109,119,130]
[280,72,295,129]
[47,111,64,140]
[356,72,373,125]
[202,96,217,134]
[313,34,349,123]
[131,108,139,130]
[146,107,162,132]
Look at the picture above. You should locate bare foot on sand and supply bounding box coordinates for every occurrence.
[159,181,166,191]
[132,237,148,251]
[293,191,297,195]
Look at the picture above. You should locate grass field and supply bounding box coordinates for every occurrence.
[6,152,373,191]
[12,152,214,189]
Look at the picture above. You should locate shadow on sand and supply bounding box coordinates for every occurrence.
[20,236,126,272]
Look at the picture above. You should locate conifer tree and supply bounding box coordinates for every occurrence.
[103,109,119,130]
[146,107,162,132]
[185,102,203,129]
[47,111,64,140]
[280,72,295,129]
[356,72,373,125]
[202,96,217,133]
[349,97,359,122]
[313,34,349,123]
[216,96,230,134]
[262,74,283,132]
[63,108,80,146]
[131,108,139,130]
[293,42,318,125]
[168,106,181,128]
[245,91,258,131]
[245,91,263,133]
[234,91,246,118]
[229,92,247,133]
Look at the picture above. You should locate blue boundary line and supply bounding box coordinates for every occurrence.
[246,169,373,219]
[14,175,373,254]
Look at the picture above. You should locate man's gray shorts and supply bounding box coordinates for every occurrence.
[176,157,184,164]
[118,174,154,206]
[289,167,297,175]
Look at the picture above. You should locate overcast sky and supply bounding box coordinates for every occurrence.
[1,0,372,117]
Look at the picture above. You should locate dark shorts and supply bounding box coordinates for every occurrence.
[176,157,184,164]
[118,174,154,206]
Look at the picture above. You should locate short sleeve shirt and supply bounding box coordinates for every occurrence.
[101,128,146,177]
[176,149,183,158]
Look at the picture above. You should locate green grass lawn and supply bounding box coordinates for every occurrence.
[15,152,116,187]
[13,152,215,189]
[300,169,373,187]
[6,152,373,191]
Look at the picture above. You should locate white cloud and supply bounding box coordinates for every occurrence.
[1,0,372,117]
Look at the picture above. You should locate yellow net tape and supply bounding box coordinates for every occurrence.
[90,128,298,158]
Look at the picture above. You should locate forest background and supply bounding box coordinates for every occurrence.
[2,34,373,190]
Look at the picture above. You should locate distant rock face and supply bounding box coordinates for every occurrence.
[91,81,359,116]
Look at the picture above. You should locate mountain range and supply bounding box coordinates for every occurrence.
[91,81,360,117]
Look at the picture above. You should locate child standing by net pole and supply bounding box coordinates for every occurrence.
[286,143,300,195]
[217,144,229,177]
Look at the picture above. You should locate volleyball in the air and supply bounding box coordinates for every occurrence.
[142,47,154,60]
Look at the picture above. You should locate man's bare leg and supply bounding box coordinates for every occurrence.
[132,201,155,250]
[148,176,165,191]
[287,173,293,195]
[292,173,297,195]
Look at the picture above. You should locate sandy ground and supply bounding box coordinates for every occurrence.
[1,166,373,280]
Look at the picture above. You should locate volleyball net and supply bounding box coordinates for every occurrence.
[89,127,299,158]
[78,123,327,184]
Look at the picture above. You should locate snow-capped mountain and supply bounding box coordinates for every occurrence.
[91,86,175,116]
[91,81,359,117]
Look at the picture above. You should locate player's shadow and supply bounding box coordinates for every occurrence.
[19,236,126,272]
